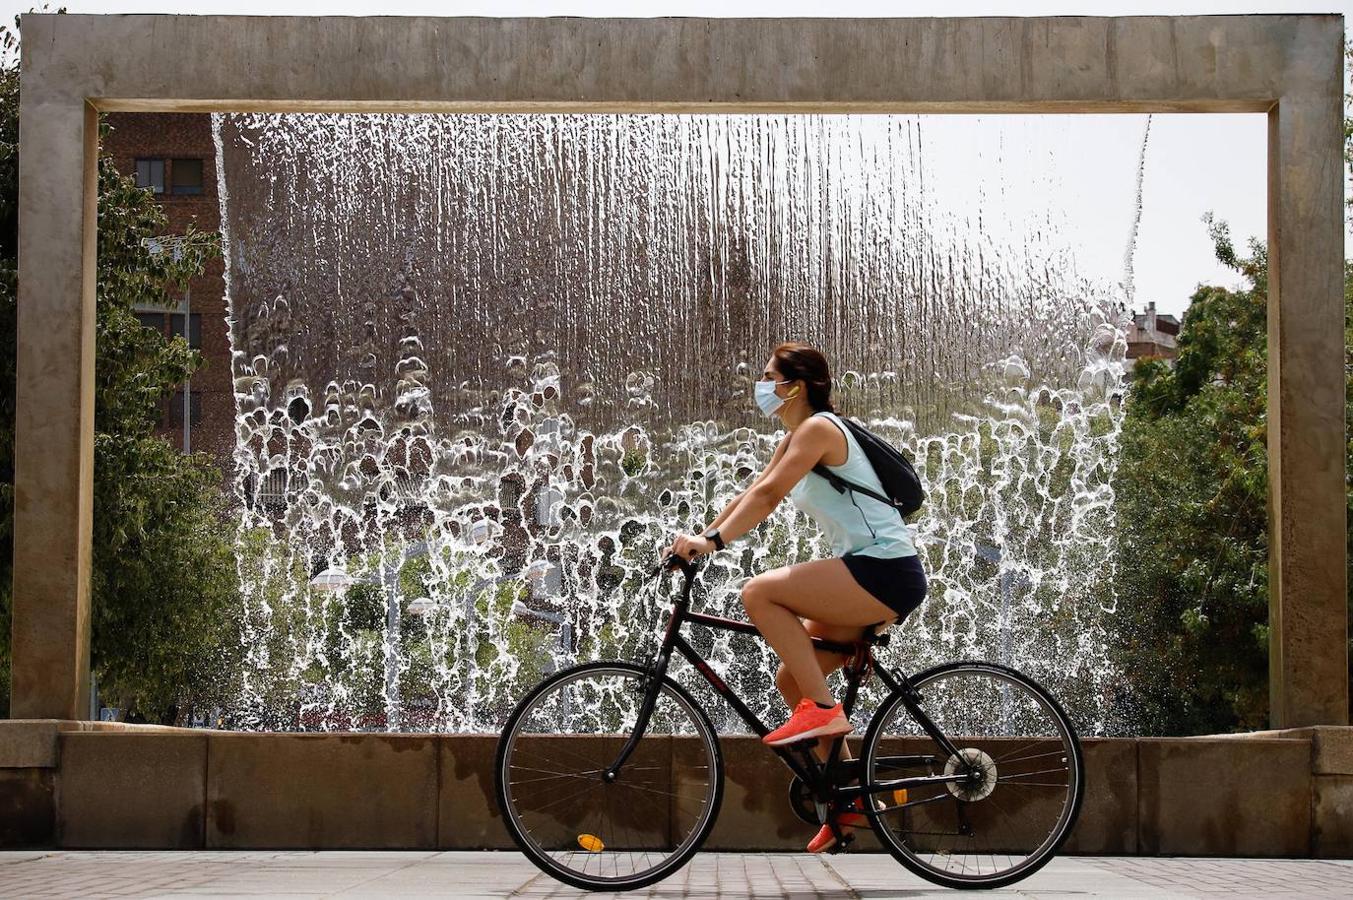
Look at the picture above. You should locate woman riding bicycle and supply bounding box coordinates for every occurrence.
[663,340,928,853]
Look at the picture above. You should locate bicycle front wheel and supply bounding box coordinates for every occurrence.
[860,661,1085,890]
[494,661,723,892]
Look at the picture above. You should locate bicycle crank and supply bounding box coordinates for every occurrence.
[786,775,830,826]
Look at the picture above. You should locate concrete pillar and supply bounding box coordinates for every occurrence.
[1266,24,1349,727]
[9,86,98,718]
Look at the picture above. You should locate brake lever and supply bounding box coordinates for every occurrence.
[650,551,698,579]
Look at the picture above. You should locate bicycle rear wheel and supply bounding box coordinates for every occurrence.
[860,661,1084,890]
[494,661,723,891]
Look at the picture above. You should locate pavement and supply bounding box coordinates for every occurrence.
[2,851,1352,898]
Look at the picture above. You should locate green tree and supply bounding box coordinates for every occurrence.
[1116,52,1353,730]
[0,11,242,721]
[1115,226,1274,733]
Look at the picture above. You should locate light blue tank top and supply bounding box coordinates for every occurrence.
[788,411,917,560]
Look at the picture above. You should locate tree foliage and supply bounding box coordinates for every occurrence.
[1115,47,1353,731]
[1114,228,1275,733]
[0,11,242,721]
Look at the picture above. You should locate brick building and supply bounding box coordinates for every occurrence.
[1125,300,1180,369]
[103,112,234,464]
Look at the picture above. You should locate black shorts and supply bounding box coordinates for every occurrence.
[841,551,928,624]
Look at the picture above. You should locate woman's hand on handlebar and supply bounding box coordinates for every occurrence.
[663,533,714,564]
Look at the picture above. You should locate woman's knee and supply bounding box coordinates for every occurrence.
[741,576,772,613]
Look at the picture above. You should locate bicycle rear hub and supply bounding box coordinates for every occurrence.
[944,747,997,802]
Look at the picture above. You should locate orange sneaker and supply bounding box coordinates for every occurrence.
[807,796,875,853]
[761,698,852,746]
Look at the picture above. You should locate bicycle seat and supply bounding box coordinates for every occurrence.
[862,624,891,647]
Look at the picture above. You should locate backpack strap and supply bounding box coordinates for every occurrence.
[811,463,899,510]
[809,412,902,512]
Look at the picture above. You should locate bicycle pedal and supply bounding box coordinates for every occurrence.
[828,833,856,854]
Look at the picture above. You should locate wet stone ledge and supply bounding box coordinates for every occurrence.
[0,725,1346,856]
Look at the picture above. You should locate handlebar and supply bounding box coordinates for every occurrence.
[649,551,702,581]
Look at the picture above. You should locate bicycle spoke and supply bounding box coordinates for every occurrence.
[993,738,1055,764]
[512,779,600,818]
[999,765,1070,781]
[508,763,600,784]
[510,763,604,777]
[997,748,1068,766]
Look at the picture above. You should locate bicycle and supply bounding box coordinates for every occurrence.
[494,552,1085,891]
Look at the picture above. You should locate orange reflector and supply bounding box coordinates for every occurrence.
[577,833,605,853]
[892,789,909,805]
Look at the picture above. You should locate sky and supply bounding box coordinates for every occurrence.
[4,1,1348,318]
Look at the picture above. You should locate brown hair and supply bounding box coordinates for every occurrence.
[771,341,835,413]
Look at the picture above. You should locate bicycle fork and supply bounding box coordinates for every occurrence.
[602,649,670,781]
[603,572,696,780]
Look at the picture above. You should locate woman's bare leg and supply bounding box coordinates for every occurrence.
[773,619,866,764]
[742,556,897,707]
[775,616,898,843]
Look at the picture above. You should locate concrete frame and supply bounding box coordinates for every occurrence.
[11,14,1347,726]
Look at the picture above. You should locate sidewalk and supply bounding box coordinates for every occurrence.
[2,850,1352,898]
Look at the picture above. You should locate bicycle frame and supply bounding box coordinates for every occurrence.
[604,556,969,808]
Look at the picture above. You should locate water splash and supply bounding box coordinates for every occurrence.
[214,113,1133,735]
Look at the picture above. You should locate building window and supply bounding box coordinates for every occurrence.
[136,310,201,350]
[135,158,165,194]
[171,158,204,195]
[170,312,202,349]
[135,311,165,333]
[168,391,202,428]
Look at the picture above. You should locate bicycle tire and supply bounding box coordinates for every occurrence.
[859,660,1085,890]
[494,660,724,891]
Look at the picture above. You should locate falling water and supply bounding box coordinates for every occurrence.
[214,113,1133,735]
[1122,115,1153,307]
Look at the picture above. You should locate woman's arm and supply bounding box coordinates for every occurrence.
[703,419,832,546]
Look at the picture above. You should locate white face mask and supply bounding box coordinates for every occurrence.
[754,378,792,416]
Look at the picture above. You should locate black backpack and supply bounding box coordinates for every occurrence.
[811,413,926,519]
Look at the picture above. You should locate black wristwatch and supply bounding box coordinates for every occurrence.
[702,527,726,551]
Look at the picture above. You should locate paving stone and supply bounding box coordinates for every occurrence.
[0,851,1350,897]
